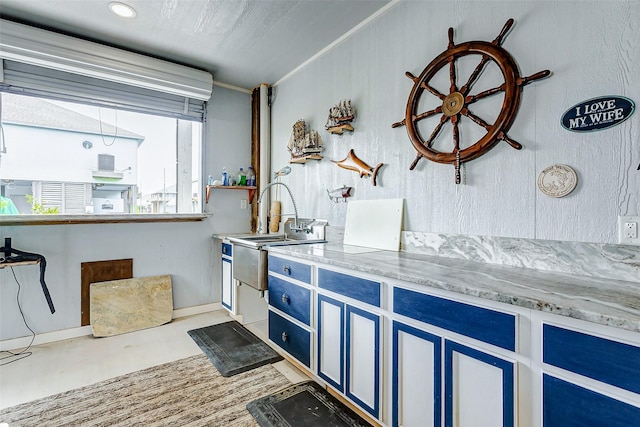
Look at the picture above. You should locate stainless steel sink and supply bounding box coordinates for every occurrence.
[227,218,327,293]
[227,234,325,247]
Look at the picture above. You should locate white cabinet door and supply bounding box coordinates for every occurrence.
[221,257,232,311]
[392,321,441,427]
[317,295,381,419]
[346,304,381,419]
[445,340,514,427]
[317,294,344,391]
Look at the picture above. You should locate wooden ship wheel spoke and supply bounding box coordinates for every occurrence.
[393,19,550,184]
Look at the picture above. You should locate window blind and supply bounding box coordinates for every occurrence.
[0,19,212,121]
[1,60,207,121]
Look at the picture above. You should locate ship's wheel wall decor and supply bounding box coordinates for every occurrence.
[392,19,551,184]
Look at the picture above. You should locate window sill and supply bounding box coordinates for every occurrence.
[0,213,209,226]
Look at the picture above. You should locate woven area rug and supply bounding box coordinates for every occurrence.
[188,321,282,377]
[0,354,291,427]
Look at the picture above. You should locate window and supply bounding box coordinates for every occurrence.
[0,20,212,219]
[0,92,203,215]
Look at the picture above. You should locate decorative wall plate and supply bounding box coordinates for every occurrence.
[537,164,578,198]
[392,19,550,184]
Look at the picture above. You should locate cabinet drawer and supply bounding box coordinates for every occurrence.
[318,268,380,307]
[268,276,311,326]
[393,287,516,351]
[543,374,640,427]
[543,324,640,394]
[269,310,311,368]
[268,255,311,284]
[221,243,232,257]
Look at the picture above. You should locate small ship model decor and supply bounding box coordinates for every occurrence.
[325,99,355,135]
[332,149,383,186]
[288,119,323,164]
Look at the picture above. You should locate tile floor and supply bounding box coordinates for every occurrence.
[0,310,308,410]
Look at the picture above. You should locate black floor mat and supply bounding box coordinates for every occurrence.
[187,321,282,377]
[247,381,370,427]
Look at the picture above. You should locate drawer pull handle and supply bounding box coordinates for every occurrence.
[281,332,288,342]
[281,293,289,304]
[282,265,291,275]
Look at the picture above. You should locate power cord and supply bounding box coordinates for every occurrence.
[0,267,36,365]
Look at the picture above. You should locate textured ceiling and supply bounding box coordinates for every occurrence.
[0,0,391,90]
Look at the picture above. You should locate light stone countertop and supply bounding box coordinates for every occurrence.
[266,242,640,333]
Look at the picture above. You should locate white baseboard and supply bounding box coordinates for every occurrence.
[0,325,94,352]
[0,303,222,352]
[172,302,220,319]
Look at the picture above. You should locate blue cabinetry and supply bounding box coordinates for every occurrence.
[221,242,233,311]
[444,340,514,427]
[543,375,640,427]
[268,254,311,283]
[317,268,381,419]
[543,324,640,394]
[392,321,442,427]
[268,275,311,326]
[392,286,516,427]
[266,255,313,369]
[394,286,516,351]
[542,324,640,427]
[317,294,344,391]
[268,310,311,368]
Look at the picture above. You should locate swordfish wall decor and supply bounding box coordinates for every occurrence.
[392,19,551,184]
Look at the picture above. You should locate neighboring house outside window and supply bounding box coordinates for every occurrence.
[1,93,142,214]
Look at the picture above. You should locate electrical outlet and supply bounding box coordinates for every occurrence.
[240,199,248,210]
[618,216,640,245]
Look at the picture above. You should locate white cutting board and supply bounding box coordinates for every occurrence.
[344,199,404,251]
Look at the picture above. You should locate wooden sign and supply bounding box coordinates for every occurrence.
[561,96,635,132]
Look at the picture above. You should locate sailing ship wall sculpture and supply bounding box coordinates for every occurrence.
[325,99,355,135]
[288,119,323,164]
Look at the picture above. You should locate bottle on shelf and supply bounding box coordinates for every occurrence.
[247,166,256,187]
[221,167,229,186]
[237,167,247,186]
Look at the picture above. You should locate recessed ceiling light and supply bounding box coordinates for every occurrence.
[108,2,137,19]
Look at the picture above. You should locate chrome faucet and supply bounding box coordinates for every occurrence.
[257,181,309,233]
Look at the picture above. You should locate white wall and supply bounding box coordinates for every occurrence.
[0,85,253,341]
[1,125,139,185]
[270,0,639,244]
